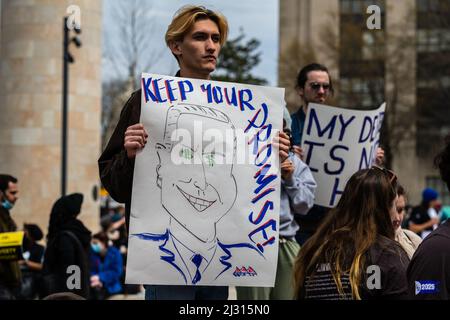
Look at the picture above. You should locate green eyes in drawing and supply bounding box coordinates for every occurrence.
[179,147,216,167]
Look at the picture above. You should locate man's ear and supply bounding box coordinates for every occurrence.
[168,40,182,58]
[296,86,304,99]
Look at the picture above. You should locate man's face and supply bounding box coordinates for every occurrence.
[157,114,237,237]
[170,19,221,79]
[4,182,19,204]
[298,70,331,107]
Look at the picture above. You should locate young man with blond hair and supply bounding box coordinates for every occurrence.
[100,4,293,300]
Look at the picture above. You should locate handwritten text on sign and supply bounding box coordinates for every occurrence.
[301,103,386,207]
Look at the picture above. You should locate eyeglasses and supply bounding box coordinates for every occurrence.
[309,82,331,92]
[371,165,397,185]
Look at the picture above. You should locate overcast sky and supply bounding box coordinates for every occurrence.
[102,0,279,86]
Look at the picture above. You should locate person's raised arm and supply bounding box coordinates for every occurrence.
[282,157,316,215]
[408,217,439,234]
[98,91,146,204]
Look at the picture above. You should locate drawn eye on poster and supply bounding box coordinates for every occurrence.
[300,102,386,208]
[126,73,285,287]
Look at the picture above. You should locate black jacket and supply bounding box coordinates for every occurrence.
[42,194,91,298]
[0,206,21,289]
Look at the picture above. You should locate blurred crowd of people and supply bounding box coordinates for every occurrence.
[0,176,141,300]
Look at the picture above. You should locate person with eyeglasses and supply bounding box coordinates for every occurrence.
[294,167,409,300]
[290,63,334,160]
[289,64,336,246]
[289,63,386,246]
[290,63,385,165]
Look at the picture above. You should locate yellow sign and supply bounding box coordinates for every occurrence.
[0,231,24,261]
[0,231,24,247]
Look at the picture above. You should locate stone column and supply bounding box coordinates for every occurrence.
[385,0,422,203]
[0,0,102,234]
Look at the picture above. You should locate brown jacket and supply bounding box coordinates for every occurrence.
[98,89,142,230]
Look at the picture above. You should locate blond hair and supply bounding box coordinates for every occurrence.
[165,5,228,47]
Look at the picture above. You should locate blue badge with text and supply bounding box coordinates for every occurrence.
[415,281,440,295]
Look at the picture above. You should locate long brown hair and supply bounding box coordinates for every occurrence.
[294,167,398,299]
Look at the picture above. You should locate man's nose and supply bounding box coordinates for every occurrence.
[205,38,216,52]
[317,86,325,94]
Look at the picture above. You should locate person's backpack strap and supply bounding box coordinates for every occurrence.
[61,230,83,251]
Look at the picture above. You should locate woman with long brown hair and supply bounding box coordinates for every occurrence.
[294,167,409,300]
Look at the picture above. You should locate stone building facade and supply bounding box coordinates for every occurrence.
[0,0,102,233]
[279,0,450,204]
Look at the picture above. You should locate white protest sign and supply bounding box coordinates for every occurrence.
[301,103,386,208]
[126,73,285,287]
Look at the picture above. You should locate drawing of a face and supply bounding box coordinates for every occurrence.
[156,108,237,241]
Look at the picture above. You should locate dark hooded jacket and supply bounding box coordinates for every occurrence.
[41,193,91,298]
[0,205,21,290]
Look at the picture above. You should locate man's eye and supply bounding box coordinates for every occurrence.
[193,34,207,41]
[212,35,220,43]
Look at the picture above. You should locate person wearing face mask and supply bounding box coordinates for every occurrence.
[391,184,422,259]
[107,211,126,248]
[89,232,123,300]
[0,174,21,300]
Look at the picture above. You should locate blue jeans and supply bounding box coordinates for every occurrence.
[144,285,228,300]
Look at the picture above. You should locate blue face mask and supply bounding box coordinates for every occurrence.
[91,243,102,254]
[1,199,14,210]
